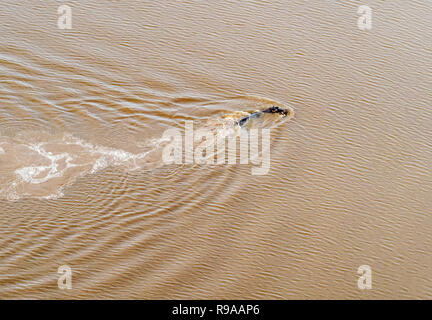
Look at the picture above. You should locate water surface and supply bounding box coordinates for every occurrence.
[0,0,431,299]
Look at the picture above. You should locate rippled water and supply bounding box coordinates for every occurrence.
[0,0,431,299]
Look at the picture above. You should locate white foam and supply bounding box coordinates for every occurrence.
[63,135,148,173]
[15,166,49,183]
[91,157,108,173]
[4,133,156,200]
[14,143,78,184]
[42,189,65,200]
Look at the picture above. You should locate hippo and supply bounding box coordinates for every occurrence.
[237,106,290,127]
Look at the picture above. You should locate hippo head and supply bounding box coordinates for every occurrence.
[265,106,290,117]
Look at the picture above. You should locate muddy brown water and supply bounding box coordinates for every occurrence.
[0,0,431,299]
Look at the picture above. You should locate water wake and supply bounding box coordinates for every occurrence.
[0,104,294,201]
